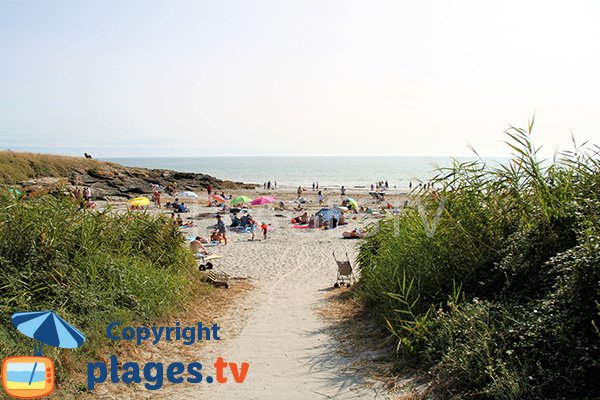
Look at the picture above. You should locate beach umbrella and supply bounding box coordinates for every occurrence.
[11,311,85,355]
[211,195,226,204]
[128,197,150,207]
[230,195,251,205]
[345,197,358,210]
[251,196,275,206]
[180,191,199,198]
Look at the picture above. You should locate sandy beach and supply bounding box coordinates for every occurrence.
[94,186,407,399]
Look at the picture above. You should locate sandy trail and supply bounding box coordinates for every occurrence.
[165,205,389,399]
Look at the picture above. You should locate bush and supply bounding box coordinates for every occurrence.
[0,193,199,383]
[356,124,600,399]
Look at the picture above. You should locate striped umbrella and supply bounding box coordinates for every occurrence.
[11,311,85,355]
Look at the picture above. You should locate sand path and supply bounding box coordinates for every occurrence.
[166,208,388,399]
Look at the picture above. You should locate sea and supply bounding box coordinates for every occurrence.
[103,156,505,190]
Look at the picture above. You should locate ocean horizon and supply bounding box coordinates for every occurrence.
[103,156,507,189]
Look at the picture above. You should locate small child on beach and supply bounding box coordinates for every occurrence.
[261,222,268,240]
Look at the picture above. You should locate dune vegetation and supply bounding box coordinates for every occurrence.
[0,192,205,389]
[357,124,600,399]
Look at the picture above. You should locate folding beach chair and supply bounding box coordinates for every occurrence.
[333,252,354,288]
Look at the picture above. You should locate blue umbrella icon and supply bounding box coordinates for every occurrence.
[11,311,86,356]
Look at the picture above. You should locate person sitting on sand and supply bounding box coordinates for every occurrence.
[176,214,184,226]
[230,213,241,227]
[276,201,286,211]
[216,215,227,245]
[293,203,304,211]
[177,202,189,213]
[292,212,309,224]
[317,191,324,205]
[190,236,209,255]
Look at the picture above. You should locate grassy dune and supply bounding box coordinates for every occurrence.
[357,126,600,399]
[0,151,108,184]
[0,192,207,391]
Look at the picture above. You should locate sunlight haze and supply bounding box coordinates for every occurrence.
[1,0,598,157]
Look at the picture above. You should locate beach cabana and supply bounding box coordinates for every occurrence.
[316,207,343,222]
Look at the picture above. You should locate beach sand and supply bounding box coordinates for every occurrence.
[95,187,408,399]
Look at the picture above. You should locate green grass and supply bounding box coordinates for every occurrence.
[0,192,205,389]
[356,122,600,399]
[0,151,112,184]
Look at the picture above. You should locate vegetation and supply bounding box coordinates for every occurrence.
[0,151,107,184]
[0,192,204,388]
[357,123,600,399]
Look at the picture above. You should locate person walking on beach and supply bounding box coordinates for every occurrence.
[274,181,277,190]
[317,190,324,205]
[312,182,315,191]
[297,186,302,199]
[340,186,346,198]
[316,182,319,190]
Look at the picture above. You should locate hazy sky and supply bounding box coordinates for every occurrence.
[1,0,598,157]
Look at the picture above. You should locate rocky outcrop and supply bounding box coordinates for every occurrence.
[17,161,254,200]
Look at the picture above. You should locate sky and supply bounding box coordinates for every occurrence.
[0,0,599,157]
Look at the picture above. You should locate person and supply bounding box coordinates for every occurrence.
[230,213,241,227]
[83,187,91,201]
[248,215,257,241]
[409,181,412,189]
[216,215,227,245]
[190,236,209,255]
[317,190,324,205]
[274,181,277,190]
[267,181,271,190]
[297,186,302,199]
[207,184,213,196]
[312,182,315,191]
[152,190,161,208]
[316,182,319,189]
[340,186,346,197]
[176,214,184,226]
[293,203,303,211]
[177,202,189,213]
[261,222,268,240]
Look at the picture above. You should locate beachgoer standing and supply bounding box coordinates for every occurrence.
[267,181,271,190]
[317,190,324,205]
[316,182,319,190]
[207,184,213,196]
[216,215,227,245]
[297,186,302,199]
[152,190,161,208]
[261,222,268,240]
[274,181,277,190]
[312,182,315,191]
[340,185,346,198]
